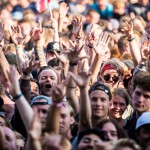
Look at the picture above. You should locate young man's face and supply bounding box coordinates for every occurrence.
[90,90,110,120]
[132,86,150,114]
[137,125,150,148]
[32,99,50,129]
[30,81,39,99]
[59,105,74,136]
[78,134,102,150]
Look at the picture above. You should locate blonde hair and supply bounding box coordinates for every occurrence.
[113,138,141,150]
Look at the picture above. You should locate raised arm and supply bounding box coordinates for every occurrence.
[50,18,59,42]
[10,25,28,71]
[58,2,69,32]
[31,20,47,68]
[25,109,42,150]
[46,83,66,134]
[68,69,92,132]
[121,21,141,65]
[7,66,34,131]
[89,32,110,84]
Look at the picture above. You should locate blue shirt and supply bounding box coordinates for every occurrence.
[91,3,113,20]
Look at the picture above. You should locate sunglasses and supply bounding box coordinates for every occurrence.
[103,74,119,82]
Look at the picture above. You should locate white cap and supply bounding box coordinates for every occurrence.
[136,112,150,130]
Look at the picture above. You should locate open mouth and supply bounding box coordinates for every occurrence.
[45,84,52,89]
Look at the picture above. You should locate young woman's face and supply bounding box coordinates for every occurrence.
[110,95,127,118]
[101,122,118,142]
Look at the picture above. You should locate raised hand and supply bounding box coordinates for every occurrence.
[50,18,58,32]
[140,38,150,62]
[21,54,38,75]
[30,20,44,42]
[10,25,27,46]
[59,2,69,19]
[29,108,42,140]
[121,21,134,40]
[87,24,100,46]
[67,69,91,88]
[72,15,83,39]
[65,38,88,64]
[7,65,21,97]
[0,22,4,42]
[92,32,110,56]
[51,83,66,103]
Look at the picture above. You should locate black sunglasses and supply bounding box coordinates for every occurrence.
[104,74,119,82]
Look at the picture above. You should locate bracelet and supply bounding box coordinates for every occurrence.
[128,37,135,42]
[86,43,93,49]
[23,72,30,76]
[69,62,78,66]
[13,93,23,101]
[76,37,82,41]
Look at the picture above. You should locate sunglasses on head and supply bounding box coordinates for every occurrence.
[103,74,119,82]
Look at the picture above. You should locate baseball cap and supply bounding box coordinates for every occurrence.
[89,82,112,100]
[30,95,52,107]
[136,112,150,130]
[46,42,60,52]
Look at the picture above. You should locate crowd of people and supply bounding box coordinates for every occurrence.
[1,0,150,149]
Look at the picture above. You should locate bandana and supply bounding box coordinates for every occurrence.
[101,64,117,73]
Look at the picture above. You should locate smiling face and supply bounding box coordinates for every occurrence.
[38,69,58,96]
[110,95,127,119]
[78,134,102,150]
[102,69,119,88]
[90,90,110,120]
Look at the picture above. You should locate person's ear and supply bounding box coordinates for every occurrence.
[70,116,75,125]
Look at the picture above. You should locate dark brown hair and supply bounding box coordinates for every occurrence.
[96,119,127,139]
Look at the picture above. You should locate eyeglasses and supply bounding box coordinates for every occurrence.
[103,74,119,82]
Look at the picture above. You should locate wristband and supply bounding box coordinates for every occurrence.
[86,43,93,49]
[23,72,30,76]
[128,37,135,42]
[69,62,78,66]
[13,93,23,101]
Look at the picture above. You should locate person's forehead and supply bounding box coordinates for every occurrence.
[90,90,109,99]
[103,69,118,75]
[60,105,70,114]
[112,95,126,103]
[82,134,101,141]
[39,69,57,77]
[102,122,117,131]
[134,86,150,95]
[30,81,38,87]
